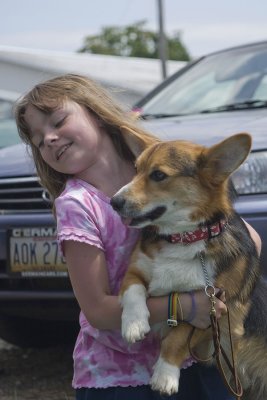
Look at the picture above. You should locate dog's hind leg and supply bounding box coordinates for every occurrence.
[150,324,209,395]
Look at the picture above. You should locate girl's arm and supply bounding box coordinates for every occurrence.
[65,240,122,330]
[64,240,227,331]
[243,220,262,255]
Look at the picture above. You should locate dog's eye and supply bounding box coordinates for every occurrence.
[149,170,168,182]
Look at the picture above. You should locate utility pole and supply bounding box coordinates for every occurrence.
[157,0,168,79]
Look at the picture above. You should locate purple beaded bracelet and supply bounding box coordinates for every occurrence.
[184,291,196,323]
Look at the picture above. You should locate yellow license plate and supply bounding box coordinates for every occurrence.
[8,227,67,277]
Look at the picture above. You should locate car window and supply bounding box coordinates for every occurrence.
[252,74,267,99]
[0,99,21,148]
[141,45,267,115]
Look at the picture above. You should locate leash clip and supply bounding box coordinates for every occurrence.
[205,284,216,297]
[205,285,217,317]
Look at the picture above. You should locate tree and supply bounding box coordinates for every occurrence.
[78,20,191,61]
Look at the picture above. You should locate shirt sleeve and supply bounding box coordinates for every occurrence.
[55,193,104,256]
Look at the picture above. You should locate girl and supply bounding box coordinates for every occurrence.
[15,74,261,400]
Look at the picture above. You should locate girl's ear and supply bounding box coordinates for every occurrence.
[120,126,159,158]
[201,132,252,184]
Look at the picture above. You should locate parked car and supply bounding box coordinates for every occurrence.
[134,40,267,278]
[0,97,80,347]
[0,41,267,347]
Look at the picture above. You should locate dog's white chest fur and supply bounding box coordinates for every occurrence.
[139,241,215,296]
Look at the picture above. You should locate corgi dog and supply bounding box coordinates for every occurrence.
[110,132,267,399]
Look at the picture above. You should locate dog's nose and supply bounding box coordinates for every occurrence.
[110,196,126,212]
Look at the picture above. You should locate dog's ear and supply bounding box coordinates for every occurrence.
[201,133,252,184]
[120,125,160,158]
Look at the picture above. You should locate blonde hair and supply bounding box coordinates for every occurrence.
[14,73,157,200]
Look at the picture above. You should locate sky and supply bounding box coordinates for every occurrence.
[2,0,267,58]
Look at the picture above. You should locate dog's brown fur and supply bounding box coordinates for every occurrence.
[111,133,267,399]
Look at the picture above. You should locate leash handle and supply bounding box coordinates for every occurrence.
[210,312,243,399]
[187,292,243,400]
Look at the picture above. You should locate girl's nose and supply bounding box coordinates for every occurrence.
[44,130,59,145]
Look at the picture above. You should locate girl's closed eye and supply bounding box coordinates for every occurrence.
[55,116,66,128]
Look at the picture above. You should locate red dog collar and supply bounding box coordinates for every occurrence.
[159,220,227,244]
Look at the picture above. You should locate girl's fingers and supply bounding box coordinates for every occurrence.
[215,288,226,303]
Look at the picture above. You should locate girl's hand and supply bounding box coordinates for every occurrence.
[180,289,227,330]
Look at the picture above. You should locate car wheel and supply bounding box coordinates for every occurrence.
[0,315,79,348]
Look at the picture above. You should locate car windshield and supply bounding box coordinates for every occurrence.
[0,99,21,148]
[141,43,267,116]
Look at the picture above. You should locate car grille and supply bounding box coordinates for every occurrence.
[0,176,52,213]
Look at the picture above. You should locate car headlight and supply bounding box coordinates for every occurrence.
[232,151,267,194]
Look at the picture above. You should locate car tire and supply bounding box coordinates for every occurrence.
[0,315,79,348]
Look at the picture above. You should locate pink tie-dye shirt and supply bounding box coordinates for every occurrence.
[55,178,194,389]
[55,178,161,389]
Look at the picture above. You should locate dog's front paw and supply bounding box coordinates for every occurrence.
[120,285,150,343]
[122,316,150,343]
[150,357,180,395]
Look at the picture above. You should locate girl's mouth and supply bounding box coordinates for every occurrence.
[56,143,73,160]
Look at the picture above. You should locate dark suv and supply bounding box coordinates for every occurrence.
[0,98,79,347]
[1,41,267,347]
[134,41,267,279]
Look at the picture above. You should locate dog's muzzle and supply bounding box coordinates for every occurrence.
[110,195,166,226]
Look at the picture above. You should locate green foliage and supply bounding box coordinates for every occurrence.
[78,20,191,61]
